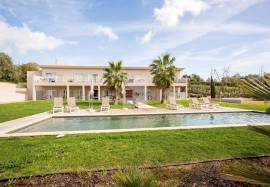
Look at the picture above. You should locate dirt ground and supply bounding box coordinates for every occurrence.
[1,156,270,187]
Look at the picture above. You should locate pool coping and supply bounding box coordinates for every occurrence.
[1,122,270,137]
[0,107,269,137]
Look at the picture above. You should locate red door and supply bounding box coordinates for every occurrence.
[126,90,133,98]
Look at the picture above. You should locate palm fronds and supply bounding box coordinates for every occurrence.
[240,74,270,100]
[150,53,177,103]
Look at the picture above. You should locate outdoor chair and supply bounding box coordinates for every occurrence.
[66,97,79,113]
[166,96,183,110]
[189,98,208,109]
[100,97,110,112]
[52,97,64,114]
[202,97,218,109]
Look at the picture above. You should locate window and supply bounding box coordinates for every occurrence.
[45,73,56,82]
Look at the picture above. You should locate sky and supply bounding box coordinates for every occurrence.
[0,0,270,79]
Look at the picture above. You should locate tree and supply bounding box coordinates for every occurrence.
[150,53,177,103]
[210,75,216,98]
[189,74,204,83]
[103,61,128,104]
[20,62,39,82]
[0,53,14,81]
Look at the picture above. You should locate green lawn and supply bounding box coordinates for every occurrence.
[0,101,53,123]
[145,99,191,108]
[146,99,270,112]
[218,102,270,112]
[0,100,134,123]
[0,126,270,179]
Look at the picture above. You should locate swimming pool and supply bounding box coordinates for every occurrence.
[14,112,270,133]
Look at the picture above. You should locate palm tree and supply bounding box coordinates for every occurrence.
[103,61,128,104]
[150,53,177,103]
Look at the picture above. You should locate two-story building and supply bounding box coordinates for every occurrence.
[27,65,188,101]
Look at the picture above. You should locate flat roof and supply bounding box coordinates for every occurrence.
[39,64,184,71]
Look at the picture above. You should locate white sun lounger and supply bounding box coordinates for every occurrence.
[166,96,183,110]
[66,97,79,112]
[100,97,110,112]
[52,97,64,114]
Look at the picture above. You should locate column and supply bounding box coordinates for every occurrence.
[82,85,85,100]
[177,87,180,99]
[185,86,188,100]
[98,86,101,101]
[67,85,70,99]
[144,85,147,101]
[32,85,36,101]
[173,86,176,100]
[159,89,162,101]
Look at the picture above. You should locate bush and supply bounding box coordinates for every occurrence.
[266,107,270,114]
[113,168,157,187]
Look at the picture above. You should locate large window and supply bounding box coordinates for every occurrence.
[45,73,63,82]
[75,73,98,82]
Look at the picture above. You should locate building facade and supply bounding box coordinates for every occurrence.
[27,65,188,101]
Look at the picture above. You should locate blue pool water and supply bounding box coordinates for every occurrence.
[15,112,270,133]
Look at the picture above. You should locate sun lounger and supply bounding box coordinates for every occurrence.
[52,97,64,114]
[66,97,79,112]
[190,98,207,109]
[100,97,110,112]
[166,96,183,110]
[202,97,218,109]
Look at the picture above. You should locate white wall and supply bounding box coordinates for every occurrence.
[0,83,27,103]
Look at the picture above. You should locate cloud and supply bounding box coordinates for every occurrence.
[154,0,207,26]
[95,25,119,41]
[137,30,155,44]
[0,21,64,55]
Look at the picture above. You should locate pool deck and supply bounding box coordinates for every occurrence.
[0,106,268,137]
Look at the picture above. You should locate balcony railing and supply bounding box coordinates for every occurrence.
[34,76,100,84]
[34,76,187,85]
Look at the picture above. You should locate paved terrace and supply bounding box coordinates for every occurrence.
[0,106,260,137]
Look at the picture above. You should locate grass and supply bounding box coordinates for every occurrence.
[0,101,53,123]
[146,99,269,112]
[218,102,270,112]
[0,126,270,179]
[145,99,191,108]
[0,100,134,123]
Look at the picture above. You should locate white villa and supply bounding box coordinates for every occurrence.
[27,65,188,101]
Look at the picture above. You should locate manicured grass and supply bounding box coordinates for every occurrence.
[0,126,270,179]
[218,102,270,112]
[145,100,166,108]
[145,99,191,108]
[0,101,53,123]
[177,99,192,107]
[77,100,135,109]
[0,100,134,123]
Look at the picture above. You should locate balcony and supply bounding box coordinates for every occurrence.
[176,77,187,83]
[34,76,101,85]
[33,76,187,86]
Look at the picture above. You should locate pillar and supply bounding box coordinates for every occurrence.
[173,86,176,100]
[159,89,162,101]
[67,85,70,99]
[185,86,188,100]
[32,85,36,101]
[82,85,85,100]
[144,85,147,101]
[98,86,101,100]
[177,87,180,98]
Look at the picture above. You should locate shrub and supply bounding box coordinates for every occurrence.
[113,168,157,187]
[266,107,270,114]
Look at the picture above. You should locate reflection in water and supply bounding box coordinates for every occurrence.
[16,112,270,133]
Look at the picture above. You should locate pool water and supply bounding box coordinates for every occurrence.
[15,112,270,133]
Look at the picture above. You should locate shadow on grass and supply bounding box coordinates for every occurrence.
[247,125,270,137]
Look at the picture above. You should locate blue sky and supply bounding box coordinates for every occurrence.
[0,0,270,78]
